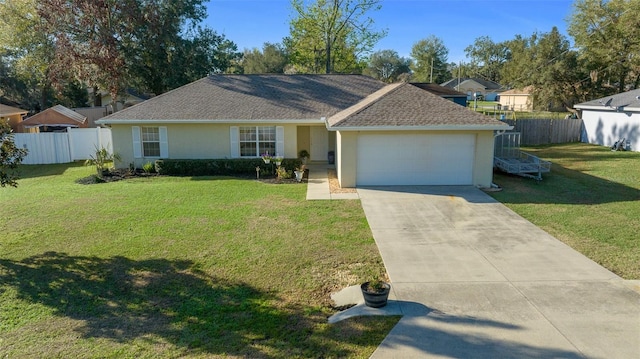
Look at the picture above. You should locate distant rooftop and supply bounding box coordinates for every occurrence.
[575,88,640,111]
[441,78,503,90]
[410,83,466,96]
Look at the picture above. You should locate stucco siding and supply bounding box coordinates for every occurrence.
[581,110,640,151]
[111,124,136,167]
[499,94,531,111]
[473,131,497,187]
[169,124,230,159]
[282,125,299,158]
[336,131,358,187]
[112,123,301,168]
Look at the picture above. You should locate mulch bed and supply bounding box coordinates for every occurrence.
[78,169,357,195]
[328,169,357,194]
[76,169,159,184]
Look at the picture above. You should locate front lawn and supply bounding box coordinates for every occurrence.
[0,163,398,358]
[489,143,640,279]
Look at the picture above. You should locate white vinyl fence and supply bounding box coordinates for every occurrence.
[13,128,113,165]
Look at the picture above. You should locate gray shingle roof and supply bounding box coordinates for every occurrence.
[410,83,466,96]
[100,74,386,121]
[327,82,509,128]
[0,104,28,116]
[575,88,640,110]
[21,105,86,128]
[99,74,509,130]
[441,77,503,90]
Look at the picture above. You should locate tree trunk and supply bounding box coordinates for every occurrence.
[93,86,102,106]
[325,39,331,74]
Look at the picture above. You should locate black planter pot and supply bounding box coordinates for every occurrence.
[361,282,391,308]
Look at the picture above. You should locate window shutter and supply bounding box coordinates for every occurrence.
[276,126,284,157]
[132,126,142,158]
[159,126,168,158]
[230,126,239,158]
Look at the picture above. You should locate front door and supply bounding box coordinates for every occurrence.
[310,126,328,162]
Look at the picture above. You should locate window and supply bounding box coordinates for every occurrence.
[239,126,276,157]
[142,126,160,157]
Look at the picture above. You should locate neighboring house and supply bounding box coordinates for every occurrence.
[21,105,88,133]
[73,106,112,128]
[499,86,534,111]
[0,104,29,133]
[410,83,467,106]
[575,89,640,152]
[97,74,510,187]
[441,78,503,101]
[91,88,151,112]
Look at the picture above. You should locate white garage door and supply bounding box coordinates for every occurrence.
[356,133,476,186]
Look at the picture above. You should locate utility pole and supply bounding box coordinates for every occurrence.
[430,57,434,83]
[456,61,460,91]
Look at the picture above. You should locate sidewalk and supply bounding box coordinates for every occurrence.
[305,164,359,200]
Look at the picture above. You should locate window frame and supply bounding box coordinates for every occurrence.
[141,126,161,157]
[238,126,277,157]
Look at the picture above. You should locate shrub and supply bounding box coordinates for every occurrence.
[85,146,121,176]
[142,161,155,174]
[155,158,302,177]
[276,166,292,180]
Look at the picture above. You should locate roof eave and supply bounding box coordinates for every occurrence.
[96,118,326,125]
[326,124,513,132]
[575,104,640,112]
[23,124,81,128]
[574,104,615,110]
[0,111,28,116]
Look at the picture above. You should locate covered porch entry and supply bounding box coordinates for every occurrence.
[297,125,335,163]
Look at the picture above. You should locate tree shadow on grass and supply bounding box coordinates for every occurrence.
[17,162,86,180]
[492,162,640,205]
[380,315,585,359]
[0,252,384,357]
[523,143,639,163]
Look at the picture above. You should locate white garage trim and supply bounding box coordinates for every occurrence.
[356,133,476,186]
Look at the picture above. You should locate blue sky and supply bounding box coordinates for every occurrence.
[205,0,576,63]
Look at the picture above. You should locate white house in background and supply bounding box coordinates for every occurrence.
[575,89,640,151]
[97,74,510,187]
[441,78,503,101]
[499,86,534,112]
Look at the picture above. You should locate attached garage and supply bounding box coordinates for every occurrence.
[356,133,475,185]
[327,82,512,188]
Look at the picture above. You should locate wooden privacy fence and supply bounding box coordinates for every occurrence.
[13,128,113,165]
[502,118,582,146]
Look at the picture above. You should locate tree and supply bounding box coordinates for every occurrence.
[0,120,27,187]
[37,0,131,105]
[288,0,386,74]
[568,0,640,93]
[363,49,411,83]
[242,43,289,74]
[501,28,587,109]
[0,0,56,110]
[410,36,449,83]
[126,26,242,94]
[464,36,510,83]
[35,0,240,105]
[447,61,474,81]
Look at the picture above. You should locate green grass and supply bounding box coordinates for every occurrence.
[467,100,500,108]
[466,101,571,119]
[0,163,399,358]
[489,143,640,279]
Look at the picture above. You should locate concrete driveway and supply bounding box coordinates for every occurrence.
[357,186,640,359]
